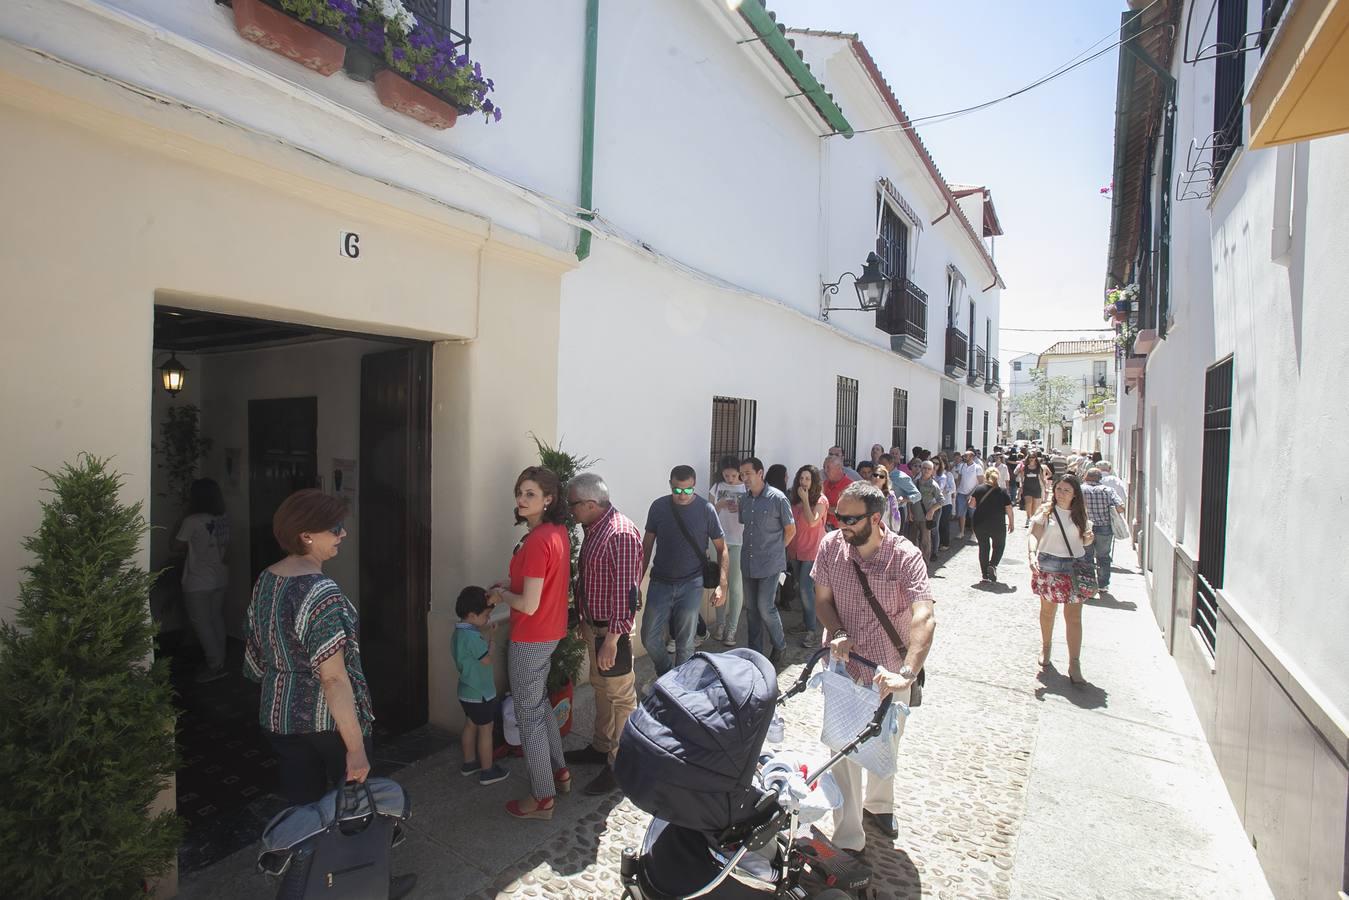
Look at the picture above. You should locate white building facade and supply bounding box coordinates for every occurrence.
[1004,351,1039,440]
[1104,1,1348,896]
[557,20,1005,507]
[1034,340,1117,457]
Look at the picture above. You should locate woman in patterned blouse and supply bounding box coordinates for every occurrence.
[244,489,374,804]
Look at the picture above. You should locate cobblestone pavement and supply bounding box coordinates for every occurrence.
[182,521,1269,899]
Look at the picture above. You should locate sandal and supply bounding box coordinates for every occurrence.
[1038,645,1051,670]
[554,767,572,794]
[1068,658,1085,685]
[505,796,555,820]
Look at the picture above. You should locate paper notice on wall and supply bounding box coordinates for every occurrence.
[332,458,357,512]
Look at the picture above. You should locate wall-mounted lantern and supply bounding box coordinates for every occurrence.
[159,352,188,396]
[821,252,890,321]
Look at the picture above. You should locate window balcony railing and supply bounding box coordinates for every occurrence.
[968,346,988,386]
[877,279,928,361]
[985,358,1000,394]
[944,327,968,377]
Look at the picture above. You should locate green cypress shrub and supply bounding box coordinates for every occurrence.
[0,455,181,898]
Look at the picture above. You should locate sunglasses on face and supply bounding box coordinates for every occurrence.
[836,513,869,526]
[671,486,696,495]
[328,522,344,536]
[870,473,887,480]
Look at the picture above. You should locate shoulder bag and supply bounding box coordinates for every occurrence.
[670,497,721,589]
[1053,508,1099,598]
[846,558,925,707]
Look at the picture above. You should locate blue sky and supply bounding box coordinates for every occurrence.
[767,0,1125,363]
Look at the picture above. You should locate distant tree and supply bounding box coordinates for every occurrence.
[1011,369,1078,442]
[0,455,180,897]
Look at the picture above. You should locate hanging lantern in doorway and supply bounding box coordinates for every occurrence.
[160,352,188,396]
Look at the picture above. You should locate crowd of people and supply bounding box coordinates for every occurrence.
[213,436,1126,853]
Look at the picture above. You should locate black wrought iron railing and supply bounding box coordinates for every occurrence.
[990,358,1000,387]
[875,279,927,344]
[406,0,471,51]
[945,327,968,371]
[970,346,988,384]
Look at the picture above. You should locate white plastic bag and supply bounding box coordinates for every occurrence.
[759,750,842,827]
[808,661,904,778]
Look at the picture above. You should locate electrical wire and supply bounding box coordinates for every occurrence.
[837,0,1164,137]
[1000,327,1113,333]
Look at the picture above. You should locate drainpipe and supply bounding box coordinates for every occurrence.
[576,0,599,261]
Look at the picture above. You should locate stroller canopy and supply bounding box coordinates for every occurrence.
[615,649,779,835]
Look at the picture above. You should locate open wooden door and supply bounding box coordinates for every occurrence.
[358,346,432,734]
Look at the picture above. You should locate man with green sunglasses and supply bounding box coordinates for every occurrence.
[640,465,728,675]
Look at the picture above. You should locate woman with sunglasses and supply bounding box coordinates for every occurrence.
[788,465,828,647]
[871,465,905,533]
[244,489,373,805]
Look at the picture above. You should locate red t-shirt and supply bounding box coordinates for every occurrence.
[508,523,570,643]
[823,476,852,528]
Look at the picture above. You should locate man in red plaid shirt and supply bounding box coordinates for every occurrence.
[814,480,936,853]
[563,472,643,796]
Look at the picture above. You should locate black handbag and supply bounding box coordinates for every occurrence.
[1053,508,1099,598]
[669,497,721,589]
[847,559,925,707]
[593,629,633,678]
[274,781,395,900]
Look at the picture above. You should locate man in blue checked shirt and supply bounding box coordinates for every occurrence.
[1082,468,1126,595]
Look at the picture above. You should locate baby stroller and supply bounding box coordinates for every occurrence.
[614,648,899,899]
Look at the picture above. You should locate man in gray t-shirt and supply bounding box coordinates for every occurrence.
[640,465,727,675]
[737,457,796,667]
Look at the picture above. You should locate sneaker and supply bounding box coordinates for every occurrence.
[460,761,482,777]
[478,764,509,786]
[720,633,738,648]
[665,639,676,654]
[799,632,818,649]
[785,621,808,634]
[989,566,998,583]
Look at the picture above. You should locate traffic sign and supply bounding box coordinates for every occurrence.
[1103,421,1116,434]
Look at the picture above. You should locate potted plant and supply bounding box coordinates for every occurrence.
[373,3,501,129]
[0,456,181,896]
[1103,284,1138,322]
[531,434,594,735]
[228,0,350,76]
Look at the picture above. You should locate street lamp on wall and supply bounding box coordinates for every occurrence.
[821,252,890,321]
[159,352,188,396]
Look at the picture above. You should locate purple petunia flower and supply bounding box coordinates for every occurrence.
[493,106,502,122]
[473,61,482,79]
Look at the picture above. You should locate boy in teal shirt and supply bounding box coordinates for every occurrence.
[453,586,507,785]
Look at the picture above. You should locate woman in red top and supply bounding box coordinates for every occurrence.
[788,465,829,649]
[488,466,572,819]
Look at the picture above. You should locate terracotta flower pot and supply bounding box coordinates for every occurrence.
[231,0,346,76]
[374,69,460,130]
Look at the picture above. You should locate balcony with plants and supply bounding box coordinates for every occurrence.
[875,279,928,360]
[219,0,501,130]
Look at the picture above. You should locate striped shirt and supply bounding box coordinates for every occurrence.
[578,505,643,635]
[244,572,373,736]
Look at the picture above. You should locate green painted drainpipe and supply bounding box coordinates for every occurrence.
[576,0,599,261]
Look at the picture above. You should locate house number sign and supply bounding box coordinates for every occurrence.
[340,231,360,259]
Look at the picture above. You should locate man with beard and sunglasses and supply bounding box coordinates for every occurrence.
[812,481,936,854]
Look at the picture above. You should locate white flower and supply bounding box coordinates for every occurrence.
[371,0,417,32]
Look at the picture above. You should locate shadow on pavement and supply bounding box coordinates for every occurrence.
[865,841,922,899]
[1033,664,1109,710]
[971,581,1019,594]
[1085,591,1136,611]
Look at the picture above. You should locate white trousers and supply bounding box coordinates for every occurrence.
[830,684,910,851]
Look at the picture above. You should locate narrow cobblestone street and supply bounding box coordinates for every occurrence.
[182,524,1271,899]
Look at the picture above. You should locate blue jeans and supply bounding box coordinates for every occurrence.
[792,559,818,632]
[714,545,744,640]
[1084,530,1114,588]
[743,574,786,655]
[641,576,704,676]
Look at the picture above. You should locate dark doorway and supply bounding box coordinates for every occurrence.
[248,397,318,580]
[941,399,957,452]
[359,347,432,735]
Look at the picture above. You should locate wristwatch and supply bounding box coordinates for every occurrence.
[832,627,848,640]
[898,664,915,679]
